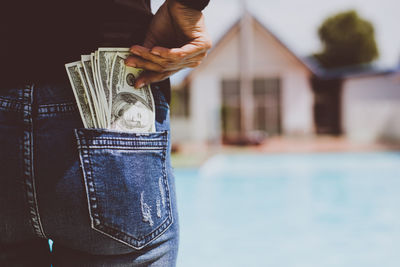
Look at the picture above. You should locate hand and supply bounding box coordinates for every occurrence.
[125,0,212,88]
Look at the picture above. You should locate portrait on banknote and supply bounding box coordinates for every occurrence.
[65,49,155,132]
[110,92,153,132]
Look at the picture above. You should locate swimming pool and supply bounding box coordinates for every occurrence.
[174,152,400,267]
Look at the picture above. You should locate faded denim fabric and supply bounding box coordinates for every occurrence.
[0,82,179,267]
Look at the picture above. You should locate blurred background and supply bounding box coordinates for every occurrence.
[154,0,400,266]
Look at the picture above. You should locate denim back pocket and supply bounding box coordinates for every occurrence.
[75,129,173,249]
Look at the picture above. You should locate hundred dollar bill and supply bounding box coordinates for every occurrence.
[109,52,156,133]
[81,55,103,127]
[98,47,130,122]
[91,52,108,126]
[92,51,109,125]
[95,50,110,126]
[65,61,95,128]
[77,63,98,128]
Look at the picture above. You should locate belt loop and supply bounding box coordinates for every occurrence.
[22,83,34,105]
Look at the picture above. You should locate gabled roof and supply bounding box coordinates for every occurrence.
[306,55,400,80]
[180,12,400,86]
[182,12,318,84]
[322,64,399,80]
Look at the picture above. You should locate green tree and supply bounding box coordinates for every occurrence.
[314,10,379,69]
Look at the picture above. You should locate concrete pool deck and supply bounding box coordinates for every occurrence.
[171,136,400,168]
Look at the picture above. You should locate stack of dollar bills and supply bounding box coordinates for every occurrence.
[65,48,156,133]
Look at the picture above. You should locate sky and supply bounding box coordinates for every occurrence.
[152,0,400,83]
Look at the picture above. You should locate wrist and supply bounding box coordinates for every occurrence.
[166,0,203,21]
[167,0,208,12]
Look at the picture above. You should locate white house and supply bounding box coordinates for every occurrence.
[310,65,400,142]
[342,68,400,143]
[171,12,316,145]
[170,12,400,146]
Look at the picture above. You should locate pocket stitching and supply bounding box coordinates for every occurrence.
[76,130,173,249]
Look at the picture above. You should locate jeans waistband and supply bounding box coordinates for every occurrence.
[0,80,170,115]
[0,83,77,115]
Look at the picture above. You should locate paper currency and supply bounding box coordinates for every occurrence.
[65,48,156,132]
[109,53,156,133]
[98,48,130,122]
[81,55,102,127]
[77,64,98,128]
[65,62,96,128]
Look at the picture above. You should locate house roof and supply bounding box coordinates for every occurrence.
[181,12,318,85]
[308,57,400,80]
[179,12,400,86]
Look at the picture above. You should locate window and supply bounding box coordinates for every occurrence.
[253,78,281,135]
[221,78,281,139]
[221,79,241,139]
[171,85,190,118]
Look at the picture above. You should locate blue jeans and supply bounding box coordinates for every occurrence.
[0,82,179,266]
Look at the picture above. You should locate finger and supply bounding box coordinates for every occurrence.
[126,54,192,73]
[124,55,164,73]
[157,59,203,71]
[130,45,170,67]
[138,56,203,72]
[129,47,206,72]
[163,53,206,70]
[167,51,207,63]
[135,70,178,88]
[186,61,202,68]
[186,52,207,62]
[150,40,210,60]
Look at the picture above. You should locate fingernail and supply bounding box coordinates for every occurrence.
[132,51,141,56]
[125,60,136,67]
[124,59,135,67]
[151,50,161,56]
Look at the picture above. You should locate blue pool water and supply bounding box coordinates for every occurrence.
[174,152,400,267]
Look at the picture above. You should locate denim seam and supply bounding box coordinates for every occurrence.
[22,84,47,239]
[79,133,168,141]
[90,217,173,250]
[99,214,173,245]
[0,96,78,114]
[76,133,102,230]
[38,102,75,107]
[37,102,77,115]
[159,138,174,237]
[0,97,24,112]
[76,134,168,148]
[79,141,166,146]
[161,139,174,232]
[80,141,167,146]
[84,137,167,141]
[78,146,165,150]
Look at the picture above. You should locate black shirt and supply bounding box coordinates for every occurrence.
[176,0,210,11]
[0,0,209,94]
[0,0,153,84]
